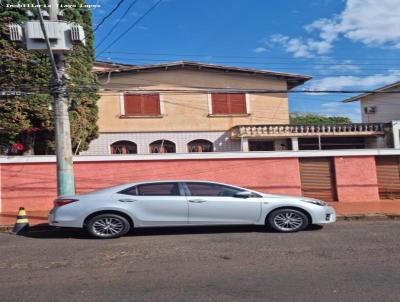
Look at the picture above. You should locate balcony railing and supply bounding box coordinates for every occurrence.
[230,123,387,138]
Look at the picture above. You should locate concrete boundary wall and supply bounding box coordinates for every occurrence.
[1,149,399,213]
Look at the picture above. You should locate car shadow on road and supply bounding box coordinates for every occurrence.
[19,224,323,240]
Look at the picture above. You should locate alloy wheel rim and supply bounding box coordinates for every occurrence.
[273,212,304,231]
[92,217,124,236]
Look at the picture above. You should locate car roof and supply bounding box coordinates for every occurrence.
[129,180,237,186]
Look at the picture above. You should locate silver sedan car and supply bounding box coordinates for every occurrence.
[48,180,336,239]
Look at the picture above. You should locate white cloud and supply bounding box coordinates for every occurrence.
[313,59,361,75]
[270,34,333,58]
[321,102,343,110]
[326,64,360,73]
[253,47,267,53]
[319,102,361,122]
[308,69,400,91]
[268,0,400,57]
[339,0,400,45]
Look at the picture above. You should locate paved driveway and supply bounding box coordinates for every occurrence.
[0,221,399,302]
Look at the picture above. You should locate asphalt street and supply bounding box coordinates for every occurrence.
[0,221,399,302]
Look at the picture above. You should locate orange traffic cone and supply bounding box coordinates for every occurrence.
[12,207,29,234]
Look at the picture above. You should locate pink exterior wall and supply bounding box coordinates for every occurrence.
[0,163,57,213]
[0,157,302,213]
[0,154,390,213]
[334,156,380,202]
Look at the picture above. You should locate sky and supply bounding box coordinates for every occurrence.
[90,0,400,122]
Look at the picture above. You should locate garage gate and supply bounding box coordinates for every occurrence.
[376,156,400,199]
[299,157,337,202]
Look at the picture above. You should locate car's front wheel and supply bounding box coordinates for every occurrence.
[86,214,131,239]
[267,209,309,232]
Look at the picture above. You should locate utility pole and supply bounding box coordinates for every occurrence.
[36,0,75,195]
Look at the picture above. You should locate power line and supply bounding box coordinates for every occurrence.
[97,0,163,54]
[95,0,139,49]
[96,51,400,62]
[94,57,400,73]
[94,0,126,32]
[95,56,400,67]
[2,87,400,94]
[2,54,397,75]
[2,77,400,94]
[93,69,400,80]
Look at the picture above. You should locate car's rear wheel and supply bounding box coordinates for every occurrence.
[86,214,130,239]
[267,209,309,232]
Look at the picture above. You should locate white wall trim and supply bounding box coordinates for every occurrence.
[241,137,249,152]
[1,149,400,164]
[393,121,400,149]
[245,93,251,114]
[119,93,125,115]
[207,93,212,114]
[159,93,165,115]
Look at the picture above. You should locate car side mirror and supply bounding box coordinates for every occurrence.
[234,191,253,198]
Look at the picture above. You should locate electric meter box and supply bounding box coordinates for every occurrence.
[10,21,85,53]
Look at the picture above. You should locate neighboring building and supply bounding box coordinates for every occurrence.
[343,81,400,123]
[82,61,390,155]
[343,81,400,149]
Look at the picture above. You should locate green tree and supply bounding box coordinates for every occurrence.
[290,113,352,125]
[0,0,98,154]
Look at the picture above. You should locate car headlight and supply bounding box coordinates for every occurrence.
[300,198,328,206]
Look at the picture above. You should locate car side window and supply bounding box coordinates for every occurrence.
[118,186,138,196]
[136,183,181,196]
[186,183,243,197]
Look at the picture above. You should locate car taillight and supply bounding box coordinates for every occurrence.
[54,198,78,207]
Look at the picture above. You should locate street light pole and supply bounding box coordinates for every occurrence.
[36,0,75,196]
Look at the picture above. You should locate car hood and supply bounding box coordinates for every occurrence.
[261,193,306,201]
[261,193,326,203]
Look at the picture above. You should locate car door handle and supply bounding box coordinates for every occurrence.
[118,199,137,203]
[189,199,207,203]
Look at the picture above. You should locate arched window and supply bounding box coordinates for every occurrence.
[188,139,214,152]
[111,140,137,154]
[149,140,176,153]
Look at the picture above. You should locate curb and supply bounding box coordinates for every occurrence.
[0,225,13,233]
[336,213,400,221]
[1,214,400,233]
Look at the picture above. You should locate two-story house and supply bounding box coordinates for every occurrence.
[343,81,400,149]
[82,61,390,155]
[82,61,311,155]
[343,81,400,123]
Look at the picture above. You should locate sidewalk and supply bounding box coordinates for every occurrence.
[329,200,400,220]
[0,211,48,229]
[329,200,400,215]
[1,200,400,229]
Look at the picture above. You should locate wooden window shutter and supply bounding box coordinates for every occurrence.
[228,94,246,114]
[142,94,161,115]
[124,94,160,115]
[211,93,229,114]
[124,94,142,115]
[211,93,246,114]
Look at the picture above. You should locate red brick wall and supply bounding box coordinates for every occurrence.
[0,157,302,212]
